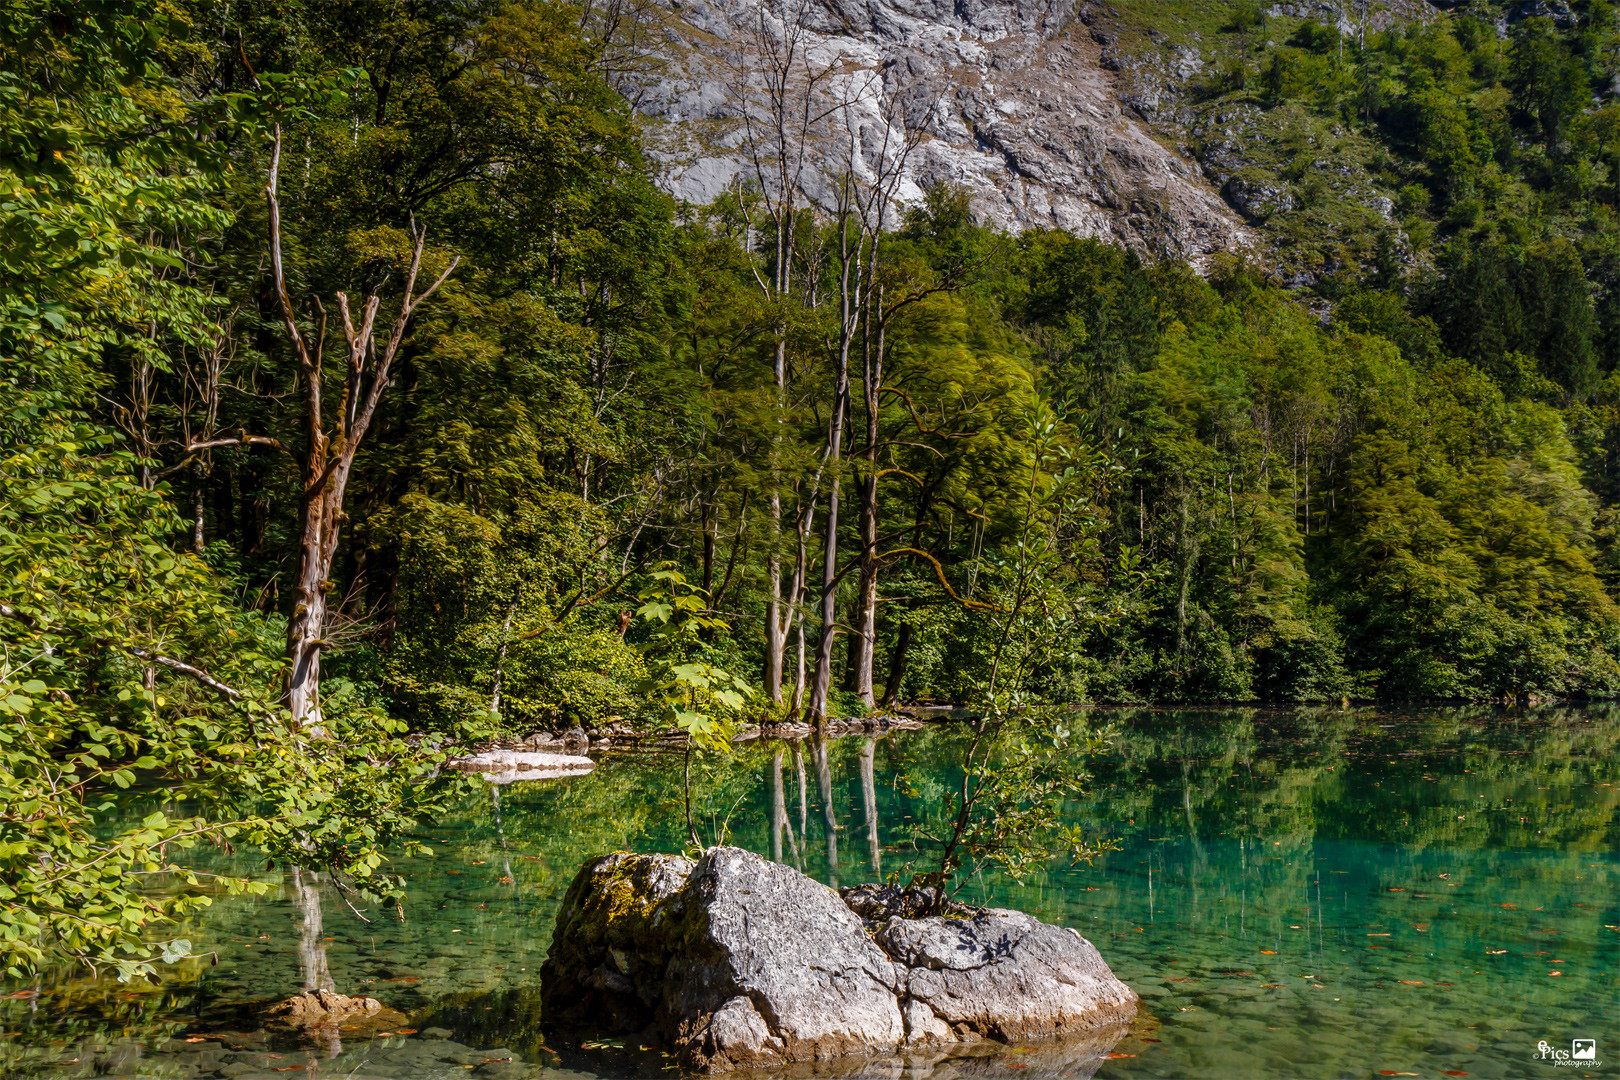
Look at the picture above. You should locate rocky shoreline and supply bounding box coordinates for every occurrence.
[465,712,935,756]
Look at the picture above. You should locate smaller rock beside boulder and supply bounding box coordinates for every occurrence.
[879,908,1135,1043]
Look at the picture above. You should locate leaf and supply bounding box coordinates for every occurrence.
[636,600,672,623]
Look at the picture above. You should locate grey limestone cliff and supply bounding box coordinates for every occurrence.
[625,0,1255,264]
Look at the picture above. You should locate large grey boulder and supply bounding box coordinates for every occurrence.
[541,847,1137,1073]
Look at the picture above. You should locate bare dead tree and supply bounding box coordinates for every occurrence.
[576,0,668,109]
[170,308,239,553]
[186,127,458,728]
[805,166,860,721]
[726,0,841,703]
[807,70,931,717]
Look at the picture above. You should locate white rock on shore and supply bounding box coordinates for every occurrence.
[445,749,595,784]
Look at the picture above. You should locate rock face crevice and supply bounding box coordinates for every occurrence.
[541,847,1137,1073]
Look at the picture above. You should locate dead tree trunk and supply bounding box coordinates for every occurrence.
[838,76,930,710]
[490,582,522,716]
[807,193,859,722]
[850,287,885,707]
[731,2,835,702]
[189,128,456,728]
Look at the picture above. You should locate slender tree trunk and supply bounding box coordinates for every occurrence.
[810,473,842,720]
[881,619,911,706]
[490,582,521,716]
[287,484,335,729]
[191,463,207,553]
[850,288,885,708]
[766,497,786,702]
[791,605,808,715]
[851,502,879,704]
[700,497,716,599]
[808,213,857,721]
[1176,488,1193,658]
[787,495,814,716]
[764,331,791,701]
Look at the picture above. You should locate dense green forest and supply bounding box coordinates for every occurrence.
[9,0,1620,975]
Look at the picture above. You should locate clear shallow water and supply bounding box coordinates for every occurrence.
[3,706,1618,1080]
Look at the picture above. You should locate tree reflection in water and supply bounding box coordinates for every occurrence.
[812,734,838,887]
[859,738,881,878]
[3,707,1619,1080]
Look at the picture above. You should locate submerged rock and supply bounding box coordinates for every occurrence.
[267,988,392,1026]
[541,847,1137,1073]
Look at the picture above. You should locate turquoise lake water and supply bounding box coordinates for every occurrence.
[2,706,1617,1079]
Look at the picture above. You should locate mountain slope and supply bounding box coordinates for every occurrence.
[629,0,1255,263]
